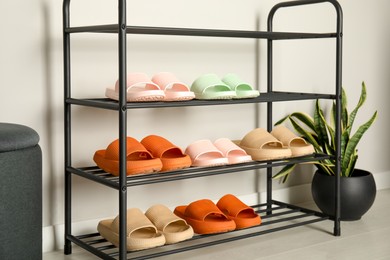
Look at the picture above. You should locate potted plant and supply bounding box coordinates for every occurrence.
[274,82,377,220]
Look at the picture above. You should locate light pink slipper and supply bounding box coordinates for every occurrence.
[214,138,252,164]
[185,140,228,167]
[105,72,165,102]
[152,72,195,101]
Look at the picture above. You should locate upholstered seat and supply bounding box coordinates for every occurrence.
[0,123,42,260]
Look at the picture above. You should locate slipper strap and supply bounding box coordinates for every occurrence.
[114,72,161,92]
[185,140,224,162]
[111,208,158,236]
[222,73,253,91]
[217,194,255,218]
[271,125,307,147]
[240,128,283,149]
[145,204,187,232]
[152,72,190,91]
[141,135,183,159]
[105,137,153,160]
[191,74,231,94]
[185,199,228,221]
[214,138,248,157]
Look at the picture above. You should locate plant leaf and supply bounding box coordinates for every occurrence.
[289,117,321,151]
[313,161,334,175]
[342,88,349,131]
[344,151,358,177]
[347,82,367,135]
[314,100,330,152]
[274,115,290,126]
[342,111,378,173]
[289,112,315,132]
[340,125,350,172]
[272,164,296,181]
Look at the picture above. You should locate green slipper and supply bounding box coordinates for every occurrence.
[191,74,237,100]
[222,73,260,99]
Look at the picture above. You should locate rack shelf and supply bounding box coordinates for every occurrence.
[68,200,329,260]
[69,154,332,190]
[66,92,336,110]
[65,24,338,40]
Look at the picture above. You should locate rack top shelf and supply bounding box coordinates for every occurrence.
[65,24,338,40]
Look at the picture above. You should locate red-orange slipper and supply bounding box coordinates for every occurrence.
[93,137,162,176]
[174,199,236,234]
[216,194,261,229]
[141,135,191,172]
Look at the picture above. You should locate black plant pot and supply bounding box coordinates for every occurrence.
[311,169,376,221]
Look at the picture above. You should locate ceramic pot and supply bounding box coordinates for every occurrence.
[311,169,376,221]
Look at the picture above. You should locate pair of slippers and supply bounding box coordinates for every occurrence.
[191,73,260,100]
[234,125,315,161]
[174,194,261,234]
[98,204,194,251]
[105,72,195,102]
[93,135,191,176]
[185,138,252,167]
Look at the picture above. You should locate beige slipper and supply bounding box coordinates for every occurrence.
[145,204,194,244]
[233,128,292,161]
[97,208,165,251]
[271,125,314,157]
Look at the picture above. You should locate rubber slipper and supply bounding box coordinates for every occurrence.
[233,128,292,161]
[174,199,236,234]
[184,139,229,167]
[152,72,195,101]
[271,125,315,157]
[145,204,194,244]
[222,73,260,99]
[105,72,165,102]
[97,208,166,251]
[213,138,252,164]
[140,135,192,171]
[93,137,162,176]
[216,194,261,229]
[190,74,237,100]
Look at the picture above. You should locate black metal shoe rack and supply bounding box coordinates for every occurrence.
[63,0,343,259]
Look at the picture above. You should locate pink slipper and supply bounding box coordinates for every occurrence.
[214,138,252,164]
[105,72,165,102]
[152,72,195,101]
[185,140,228,167]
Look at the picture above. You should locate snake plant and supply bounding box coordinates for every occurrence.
[273,82,377,182]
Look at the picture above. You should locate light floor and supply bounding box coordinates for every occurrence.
[44,189,390,260]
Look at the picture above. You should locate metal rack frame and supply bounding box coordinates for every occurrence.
[63,0,343,259]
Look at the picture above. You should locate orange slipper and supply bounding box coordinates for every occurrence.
[174,199,236,234]
[93,137,162,176]
[140,135,192,172]
[216,194,261,229]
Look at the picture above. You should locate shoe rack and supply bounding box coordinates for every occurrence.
[63,0,343,259]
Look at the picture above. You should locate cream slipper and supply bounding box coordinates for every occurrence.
[97,208,165,251]
[145,204,194,244]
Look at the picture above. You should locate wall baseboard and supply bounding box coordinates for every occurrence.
[43,170,390,253]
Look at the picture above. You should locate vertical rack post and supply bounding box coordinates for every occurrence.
[118,0,128,259]
[267,0,343,235]
[266,18,274,212]
[333,0,343,237]
[63,0,72,255]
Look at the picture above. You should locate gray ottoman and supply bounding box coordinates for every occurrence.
[0,123,42,260]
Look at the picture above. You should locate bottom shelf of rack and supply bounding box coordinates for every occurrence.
[67,200,330,260]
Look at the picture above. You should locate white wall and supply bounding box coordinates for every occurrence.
[1,0,389,253]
